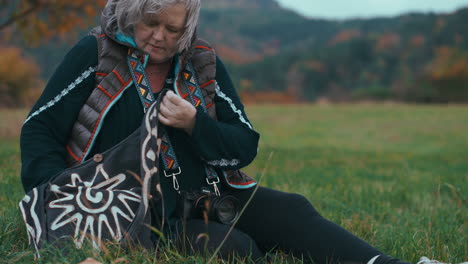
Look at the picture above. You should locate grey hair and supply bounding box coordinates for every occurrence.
[104,0,200,53]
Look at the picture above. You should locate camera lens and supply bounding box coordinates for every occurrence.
[215,196,239,225]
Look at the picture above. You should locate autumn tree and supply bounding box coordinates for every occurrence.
[1,0,106,44]
[0,46,43,108]
[0,0,106,107]
[425,47,468,102]
[407,47,468,103]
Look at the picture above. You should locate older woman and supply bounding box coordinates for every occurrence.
[20,0,444,263]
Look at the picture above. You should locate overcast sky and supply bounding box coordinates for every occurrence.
[276,0,468,19]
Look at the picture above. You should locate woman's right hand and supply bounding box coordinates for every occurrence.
[158,90,197,135]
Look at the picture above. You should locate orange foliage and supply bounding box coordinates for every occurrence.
[421,46,468,102]
[214,44,262,64]
[2,0,106,44]
[329,30,361,46]
[0,46,43,107]
[84,4,96,16]
[428,47,468,80]
[260,39,280,57]
[433,46,451,59]
[239,79,253,90]
[410,35,425,47]
[303,60,327,73]
[375,33,401,51]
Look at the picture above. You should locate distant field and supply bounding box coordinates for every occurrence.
[0,105,466,263]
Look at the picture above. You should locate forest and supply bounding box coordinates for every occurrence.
[1,0,468,106]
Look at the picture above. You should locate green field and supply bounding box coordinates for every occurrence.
[0,105,466,263]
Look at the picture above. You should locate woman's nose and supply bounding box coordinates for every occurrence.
[152,27,165,41]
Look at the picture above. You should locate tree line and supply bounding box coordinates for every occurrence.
[212,7,468,103]
[1,0,468,107]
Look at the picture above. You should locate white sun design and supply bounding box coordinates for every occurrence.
[48,164,142,249]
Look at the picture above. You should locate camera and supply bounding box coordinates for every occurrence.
[177,191,241,225]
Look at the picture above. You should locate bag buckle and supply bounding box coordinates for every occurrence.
[164,167,181,192]
[206,177,221,197]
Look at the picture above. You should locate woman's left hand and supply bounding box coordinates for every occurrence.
[158,90,197,135]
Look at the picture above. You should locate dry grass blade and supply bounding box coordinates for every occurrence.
[207,151,275,264]
[78,257,103,264]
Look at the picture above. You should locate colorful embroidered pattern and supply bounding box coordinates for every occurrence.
[127,51,182,174]
[178,63,207,110]
[127,51,155,111]
[160,128,179,170]
[128,53,208,174]
[127,50,180,172]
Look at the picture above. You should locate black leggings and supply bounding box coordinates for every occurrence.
[172,187,408,264]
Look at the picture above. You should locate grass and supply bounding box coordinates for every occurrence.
[0,104,466,263]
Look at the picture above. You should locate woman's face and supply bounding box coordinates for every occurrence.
[134,3,187,64]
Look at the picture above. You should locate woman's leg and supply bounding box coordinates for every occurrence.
[232,187,408,264]
[172,218,264,262]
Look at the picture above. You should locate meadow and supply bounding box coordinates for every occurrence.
[0,104,466,263]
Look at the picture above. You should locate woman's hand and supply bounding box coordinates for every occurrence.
[158,90,197,135]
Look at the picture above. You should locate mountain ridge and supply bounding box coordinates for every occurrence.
[19,2,468,103]
[202,0,280,10]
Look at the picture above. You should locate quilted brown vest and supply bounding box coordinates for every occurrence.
[65,29,217,167]
[65,28,256,189]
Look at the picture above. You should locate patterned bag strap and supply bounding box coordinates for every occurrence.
[173,56,221,196]
[127,50,221,196]
[127,50,156,111]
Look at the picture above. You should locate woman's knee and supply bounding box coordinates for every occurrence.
[283,193,321,217]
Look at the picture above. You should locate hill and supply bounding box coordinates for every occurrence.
[198,2,468,103]
[202,0,279,9]
[18,0,468,103]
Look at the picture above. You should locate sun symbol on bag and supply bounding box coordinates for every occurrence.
[48,164,142,249]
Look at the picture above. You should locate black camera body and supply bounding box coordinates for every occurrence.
[177,191,241,225]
